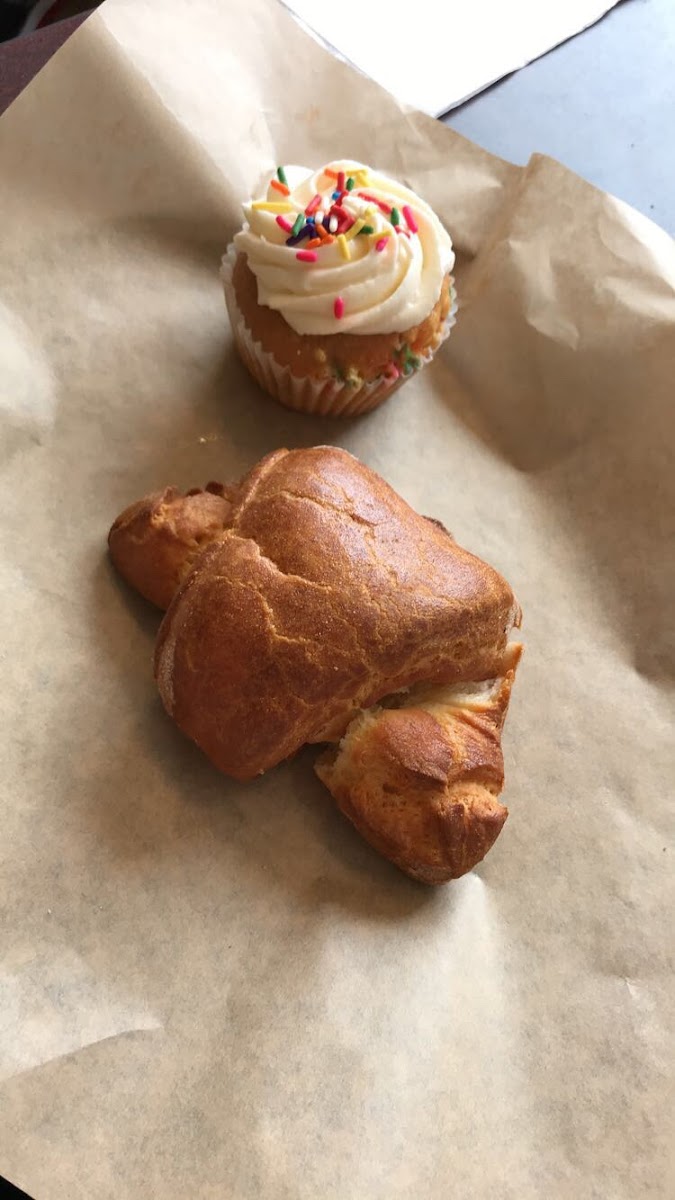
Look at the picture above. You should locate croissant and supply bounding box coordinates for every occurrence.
[109,447,522,883]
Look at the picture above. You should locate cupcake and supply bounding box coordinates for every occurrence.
[222,161,457,417]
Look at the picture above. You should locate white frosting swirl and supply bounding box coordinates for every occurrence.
[233,161,454,336]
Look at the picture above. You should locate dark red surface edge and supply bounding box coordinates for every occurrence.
[0,12,92,117]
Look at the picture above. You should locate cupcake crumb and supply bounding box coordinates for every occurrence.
[396,343,421,376]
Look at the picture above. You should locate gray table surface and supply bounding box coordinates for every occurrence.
[443,0,675,236]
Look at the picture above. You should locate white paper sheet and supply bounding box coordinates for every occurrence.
[283,0,621,115]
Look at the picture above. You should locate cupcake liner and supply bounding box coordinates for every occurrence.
[221,247,457,417]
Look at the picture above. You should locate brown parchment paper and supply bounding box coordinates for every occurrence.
[1,1,674,1197]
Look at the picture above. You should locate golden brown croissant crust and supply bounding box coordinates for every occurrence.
[109,482,234,610]
[315,654,520,884]
[108,447,522,884]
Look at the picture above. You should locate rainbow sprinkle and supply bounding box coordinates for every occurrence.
[344,217,366,241]
[357,191,391,215]
[270,178,290,196]
[287,225,312,246]
[252,200,294,213]
[268,168,423,312]
[397,343,421,375]
[402,205,418,233]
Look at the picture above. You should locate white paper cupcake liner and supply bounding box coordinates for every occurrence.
[221,247,457,417]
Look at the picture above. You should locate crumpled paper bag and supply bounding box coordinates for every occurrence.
[0,1,673,1197]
